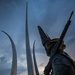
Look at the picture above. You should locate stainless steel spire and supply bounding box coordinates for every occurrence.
[1,31,17,75]
[25,1,34,75]
[33,41,39,75]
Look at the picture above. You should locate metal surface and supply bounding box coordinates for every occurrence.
[33,41,39,75]
[25,1,34,75]
[2,30,17,75]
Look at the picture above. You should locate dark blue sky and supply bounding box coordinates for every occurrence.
[0,0,75,75]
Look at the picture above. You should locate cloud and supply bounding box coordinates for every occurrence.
[0,56,6,61]
[65,35,75,46]
[0,56,11,75]
[0,54,27,75]
[39,63,44,67]
[0,68,11,75]
[0,0,75,75]
[17,68,27,75]
[0,56,8,64]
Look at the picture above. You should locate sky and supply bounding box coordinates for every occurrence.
[0,0,75,75]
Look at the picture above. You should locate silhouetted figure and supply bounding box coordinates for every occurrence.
[38,11,75,75]
[44,38,75,75]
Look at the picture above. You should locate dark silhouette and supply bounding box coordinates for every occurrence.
[38,11,75,75]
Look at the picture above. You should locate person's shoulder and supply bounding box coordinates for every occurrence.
[52,52,71,66]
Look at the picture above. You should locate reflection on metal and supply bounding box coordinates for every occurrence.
[25,1,34,75]
[1,31,17,75]
[33,41,39,75]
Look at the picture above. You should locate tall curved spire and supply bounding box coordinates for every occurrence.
[1,30,17,75]
[33,41,39,75]
[25,1,34,75]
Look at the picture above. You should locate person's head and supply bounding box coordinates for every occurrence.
[45,38,66,56]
